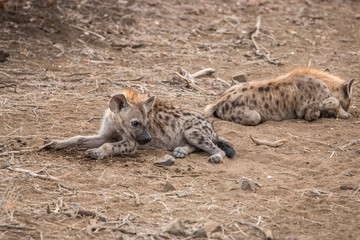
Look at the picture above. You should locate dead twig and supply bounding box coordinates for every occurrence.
[175,69,206,93]
[0,150,33,157]
[237,221,274,240]
[105,76,144,86]
[113,76,144,82]
[311,189,358,198]
[0,225,35,231]
[141,175,168,179]
[7,167,60,181]
[287,133,332,147]
[71,25,106,41]
[338,140,359,151]
[0,83,17,92]
[58,183,77,193]
[75,206,110,222]
[87,116,102,122]
[301,216,324,226]
[250,135,286,147]
[58,72,92,77]
[249,16,283,65]
[0,164,10,169]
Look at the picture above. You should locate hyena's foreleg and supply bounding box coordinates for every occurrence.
[85,139,137,160]
[183,129,225,163]
[47,135,110,150]
[304,97,352,120]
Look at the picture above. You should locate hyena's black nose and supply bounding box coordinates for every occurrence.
[144,134,152,143]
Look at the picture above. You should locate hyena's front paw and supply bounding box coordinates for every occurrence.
[44,140,65,150]
[173,147,187,158]
[305,110,320,121]
[339,111,352,119]
[85,148,106,160]
[208,153,223,164]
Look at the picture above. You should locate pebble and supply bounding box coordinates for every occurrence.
[163,181,176,192]
[232,73,246,83]
[240,177,257,192]
[203,220,221,233]
[164,218,187,236]
[191,226,207,238]
[154,154,175,167]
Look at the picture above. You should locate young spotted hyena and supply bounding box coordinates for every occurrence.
[204,68,355,125]
[47,89,235,163]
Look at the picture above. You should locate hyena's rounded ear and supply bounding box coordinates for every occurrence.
[109,94,130,113]
[142,96,156,112]
[344,79,355,98]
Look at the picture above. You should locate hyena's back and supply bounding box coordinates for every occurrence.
[205,68,354,125]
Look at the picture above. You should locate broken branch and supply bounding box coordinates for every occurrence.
[175,69,206,92]
[250,135,286,147]
[190,68,215,78]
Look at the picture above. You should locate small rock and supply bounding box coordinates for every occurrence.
[203,220,221,233]
[163,181,176,192]
[0,50,9,62]
[232,73,246,83]
[164,218,187,236]
[191,226,207,238]
[339,184,356,190]
[240,177,257,192]
[356,14,360,20]
[154,154,175,167]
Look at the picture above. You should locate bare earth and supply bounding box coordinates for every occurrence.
[1,0,359,239]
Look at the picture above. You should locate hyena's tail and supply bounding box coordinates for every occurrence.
[204,103,218,117]
[216,136,235,158]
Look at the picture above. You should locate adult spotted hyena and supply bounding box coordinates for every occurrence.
[204,68,355,125]
[47,89,235,163]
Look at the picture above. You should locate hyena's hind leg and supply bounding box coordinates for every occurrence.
[183,129,225,163]
[227,106,262,126]
[46,135,111,150]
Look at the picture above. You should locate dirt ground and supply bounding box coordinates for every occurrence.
[1,0,360,239]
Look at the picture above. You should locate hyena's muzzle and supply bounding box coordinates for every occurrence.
[134,127,152,145]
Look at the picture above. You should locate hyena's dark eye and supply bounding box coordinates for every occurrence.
[131,121,139,127]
